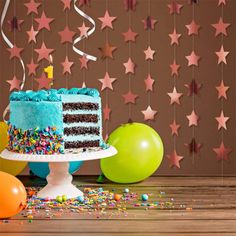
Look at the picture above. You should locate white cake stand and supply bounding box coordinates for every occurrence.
[0,146,117,199]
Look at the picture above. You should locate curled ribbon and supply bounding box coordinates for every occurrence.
[1,0,26,122]
[73,0,97,61]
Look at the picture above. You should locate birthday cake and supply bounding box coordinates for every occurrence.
[7,88,108,155]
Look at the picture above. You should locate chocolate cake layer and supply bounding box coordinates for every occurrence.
[65,140,100,149]
[63,114,98,123]
[63,102,99,111]
[64,127,99,135]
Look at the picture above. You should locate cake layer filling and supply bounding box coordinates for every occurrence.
[63,114,98,123]
[64,134,100,142]
[65,140,99,149]
[63,102,99,111]
[64,127,99,135]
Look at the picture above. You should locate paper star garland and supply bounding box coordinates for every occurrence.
[98,10,116,30]
[170,59,180,76]
[24,0,41,15]
[144,46,155,60]
[78,22,90,38]
[184,79,202,96]
[167,1,183,15]
[27,25,38,43]
[98,42,117,60]
[6,76,21,91]
[169,28,181,45]
[215,45,229,64]
[218,0,226,6]
[35,73,52,89]
[78,0,90,7]
[169,120,180,136]
[27,59,39,76]
[167,87,183,105]
[58,26,75,44]
[188,0,198,4]
[215,110,229,130]
[124,0,137,11]
[35,42,54,62]
[167,150,184,168]
[7,44,23,59]
[61,56,74,74]
[185,138,202,154]
[186,51,200,66]
[186,20,200,36]
[213,142,231,161]
[212,17,230,36]
[122,90,138,104]
[142,16,157,30]
[35,11,54,31]
[141,106,157,121]
[103,104,111,121]
[216,80,229,100]
[79,56,89,69]
[8,17,24,31]
[187,110,199,127]
[123,58,135,74]
[122,28,138,42]
[61,0,72,11]
[98,72,116,91]
[144,74,155,92]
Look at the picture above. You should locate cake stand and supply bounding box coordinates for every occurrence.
[0,146,117,199]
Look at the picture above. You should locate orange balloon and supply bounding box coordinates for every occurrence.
[0,171,27,219]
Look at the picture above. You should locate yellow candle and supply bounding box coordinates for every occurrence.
[44,65,53,79]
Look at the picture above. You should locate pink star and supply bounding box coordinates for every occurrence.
[169,120,180,136]
[122,28,138,42]
[98,72,116,91]
[103,104,111,121]
[78,0,90,7]
[123,0,137,11]
[27,58,39,76]
[170,59,180,77]
[61,56,73,74]
[216,80,229,100]
[141,105,157,121]
[6,76,21,91]
[218,0,226,6]
[35,11,54,31]
[122,90,138,104]
[142,16,157,30]
[7,44,23,59]
[8,17,24,31]
[167,87,183,105]
[79,56,89,70]
[186,51,200,66]
[213,142,232,161]
[167,1,183,15]
[215,45,229,64]
[169,28,181,45]
[212,17,230,36]
[24,0,41,15]
[187,110,199,127]
[144,46,155,60]
[61,0,72,10]
[215,110,229,130]
[35,42,54,62]
[186,20,200,35]
[58,26,75,43]
[167,150,184,168]
[123,58,135,74]
[98,10,116,30]
[35,73,52,89]
[144,74,155,92]
[27,25,38,43]
[78,22,90,38]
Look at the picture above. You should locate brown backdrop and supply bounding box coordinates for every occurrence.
[0,0,235,176]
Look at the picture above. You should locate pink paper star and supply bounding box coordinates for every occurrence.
[218,0,226,6]
[78,0,90,7]
[216,80,229,100]
[98,72,116,91]
[82,81,86,88]
[213,142,231,161]
[167,87,183,105]
[142,16,157,30]
[144,74,155,92]
[186,20,200,35]
[58,26,75,43]
[169,120,180,136]
[167,1,183,15]
[35,42,54,62]
[167,150,184,168]
[7,44,23,59]
[123,58,135,74]
[144,46,155,60]
[35,73,52,89]
[169,28,181,45]
[61,0,72,10]
[122,28,138,42]
[98,10,116,30]
[6,76,21,91]
[215,110,229,130]
[123,0,137,11]
[27,58,39,76]
[24,0,41,15]
[61,56,73,74]
[170,59,180,77]
[8,17,24,31]
[27,25,38,43]
[79,56,89,70]
[187,110,199,127]
[122,90,138,104]
[184,79,202,96]
[35,11,54,31]
[103,104,111,121]
[141,105,157,121]
[186,51,200,66]
[185,138,202,155]
[78,22,90,38]
[215,45,229,64]
[212,17,230,36]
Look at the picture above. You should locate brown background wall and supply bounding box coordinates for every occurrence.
[0,0,235,176]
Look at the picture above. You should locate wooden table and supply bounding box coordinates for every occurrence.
[0,176,236,235]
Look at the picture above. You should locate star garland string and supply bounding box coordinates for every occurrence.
[166,0,183,169]
[212,0,232,161]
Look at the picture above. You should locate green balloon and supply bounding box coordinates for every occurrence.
[101,122,164,184]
